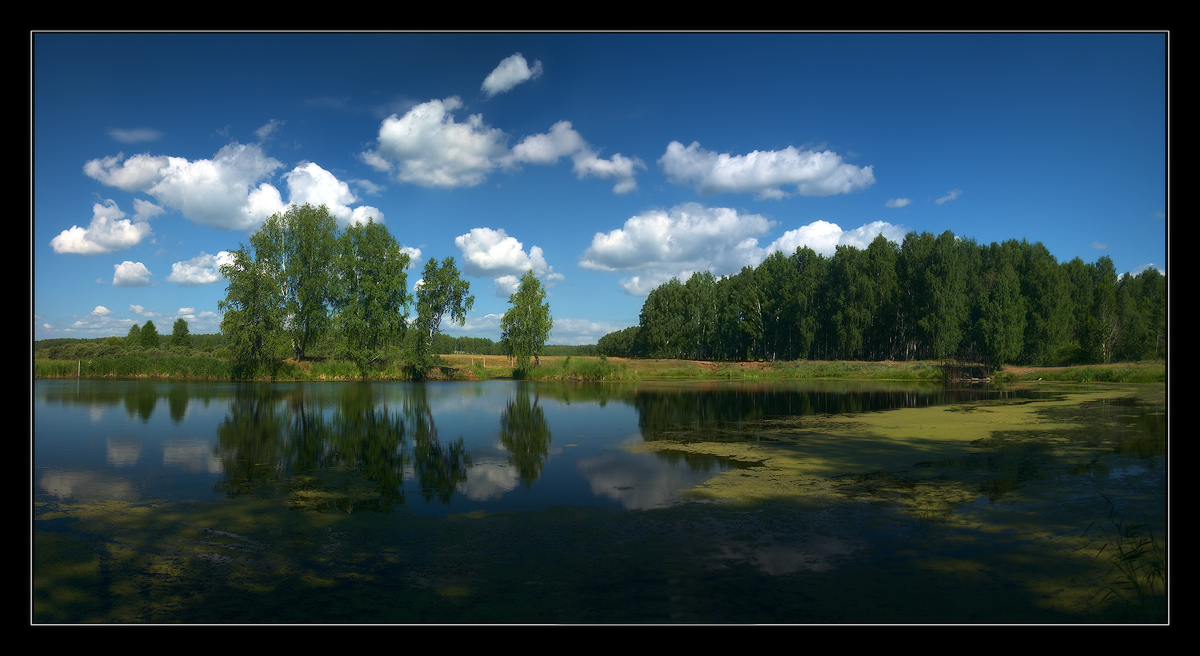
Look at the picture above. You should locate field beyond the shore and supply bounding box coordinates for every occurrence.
[435,354,1165,384]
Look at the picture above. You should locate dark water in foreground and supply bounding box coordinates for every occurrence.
[32,379,1166,624]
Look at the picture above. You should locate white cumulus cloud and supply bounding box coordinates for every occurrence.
[509,121,644,194]
[580,203,773,273]
[283,162,383,225]
[579,203,775,295]
[456,227,549,278]
[80,143,382,232]
[113,261,152,287]
[83,143,286,230]
[482,53,543,98]
[455,227,562,295]
[494,274,521,298]
[659,141,875,199]
[886,198,912,208]
[83,152,170,191]
[49,199,154,254]
[363,97,508,189]
[766,220,907,258]
[166,251,233,285]
[91,306,112,316]
[581,203,905,295]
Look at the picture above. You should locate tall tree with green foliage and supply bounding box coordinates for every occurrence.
[335,219,411,376]
[501,270,553,374]
[719,267,764,361]
[786,247,826,361]
[755,251,792,361]
[1060,256,1095,364]
[411,257,474,374]
[126,322,142,348]
[140,320,160,349]
[863,235,901,360]
[253,204,339,361]
[826,245,871,360]
[1090,255,1121,364]
[171,318,191,349]
[637,277,687,359]
[975,259,1026,366]
[1137,267,1167,360]
[219,245,288,376]
[1018,241,1069,365]
[683,271,719,360]
[898,231,969,360]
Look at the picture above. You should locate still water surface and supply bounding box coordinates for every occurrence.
[34,379,979,514]
[32,378,1165,623]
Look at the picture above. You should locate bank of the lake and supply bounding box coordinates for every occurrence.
[31,353,1166,384]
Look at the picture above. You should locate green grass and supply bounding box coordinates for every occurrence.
[526,354,637,382]
[34,351,1165,385]
[1004,363,1165,384]
[34,354,231,379]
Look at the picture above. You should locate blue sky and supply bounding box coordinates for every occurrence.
[32,32,1168,345]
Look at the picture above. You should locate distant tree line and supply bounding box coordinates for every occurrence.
[598,231,1166,367]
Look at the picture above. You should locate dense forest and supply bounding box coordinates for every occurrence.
[597,231,1166,367]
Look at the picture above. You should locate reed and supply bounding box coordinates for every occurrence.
[1081,495,1166,622]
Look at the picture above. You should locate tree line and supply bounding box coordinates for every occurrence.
[217,204,552,378]
[598,231,1166,367]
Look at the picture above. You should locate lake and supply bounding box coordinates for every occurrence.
[32,378,1166,623]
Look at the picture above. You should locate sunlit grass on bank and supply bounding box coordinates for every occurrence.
[999,362,1165,384]
[34,352,1164,384]
[33,354,232,380]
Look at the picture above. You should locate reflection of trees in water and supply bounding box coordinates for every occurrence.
[215,384,291,496]
[123,381,160,422]
[213,383,471,510]
[651,449,742,473]
[498,384,552,487]
[167,384,190,423]
[329,383,409,508]
[404,385,471,503]
[38,380,251,424]
[633,386,948,442]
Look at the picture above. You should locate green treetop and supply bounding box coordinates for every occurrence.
[171,317,191,349]
[139,320,160,349]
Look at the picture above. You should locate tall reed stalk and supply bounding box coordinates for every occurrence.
[1081,495,1166,622]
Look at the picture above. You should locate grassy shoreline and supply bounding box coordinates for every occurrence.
[32,353,1166,384]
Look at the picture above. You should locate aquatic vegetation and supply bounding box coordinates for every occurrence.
[1081,495,1167,622]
